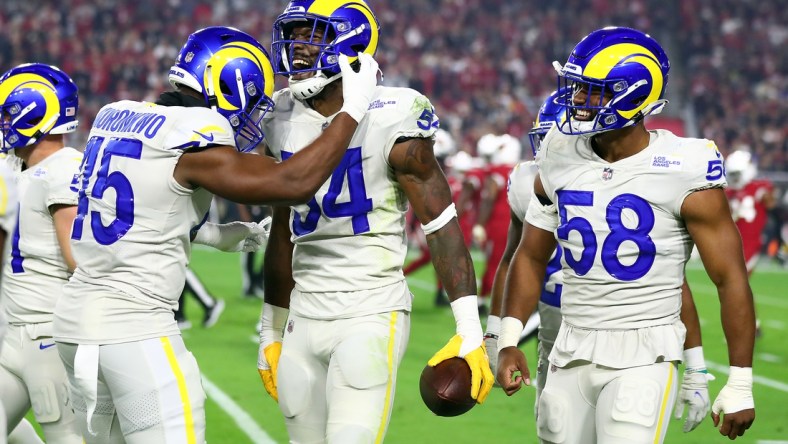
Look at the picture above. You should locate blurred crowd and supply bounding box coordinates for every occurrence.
[0,0,784,171]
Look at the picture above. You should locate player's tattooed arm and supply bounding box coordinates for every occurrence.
[391,136,477,300]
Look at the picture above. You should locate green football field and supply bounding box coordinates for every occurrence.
[26,247,788,443]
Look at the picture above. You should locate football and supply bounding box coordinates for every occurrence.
[419,357,476,417]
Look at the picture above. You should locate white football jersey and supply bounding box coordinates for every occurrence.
[54,100,233,344]
[264,87,438,318]
[533,129,725,329]
[1,148,81,325]
[0,155,19,235]
[508,161,563,308]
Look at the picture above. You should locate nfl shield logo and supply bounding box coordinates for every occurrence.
[185,52,194,63]
[287,319,294,333]
[602,167,614,181]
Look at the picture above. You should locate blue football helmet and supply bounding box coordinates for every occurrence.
[168,26,275,152]
[272,0,379,100]
[528,87,570,156]
[0,63,78,152]
[554,26,670,135]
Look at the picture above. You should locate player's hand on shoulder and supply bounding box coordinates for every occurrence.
[496,346,529,396]
[338,53,379,123]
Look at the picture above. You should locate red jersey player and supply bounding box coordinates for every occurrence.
[724,150,776,336]
[724,150,777,271]
[473,134,521,309]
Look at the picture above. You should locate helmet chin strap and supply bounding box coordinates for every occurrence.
[288,70,343,101]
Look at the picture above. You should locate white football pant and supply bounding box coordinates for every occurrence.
[534,303,561,417]
[57,335,206,444]
[278,311,410,444]
[537,360,678,444]
[0,323,81,443]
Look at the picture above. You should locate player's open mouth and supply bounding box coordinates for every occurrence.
[573,108,594,121]
[291,57,314,80]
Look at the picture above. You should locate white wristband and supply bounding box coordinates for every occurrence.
[193,222,220,245]
[259,303,290,346]
[193,221,253,252]
[421,203,457,235]
[485,315,501,337]
[728,366,753,388]
[498,316,524,352]
[683,346,707,371]
[450,295,483,357]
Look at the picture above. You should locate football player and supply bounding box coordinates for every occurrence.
[258,1,493,442]
[0,63,83,443]
[174,267,228,330]
[497,27,755,442]
[402,128,457,306]
[485,88,714,435]
[51,26,379,443]
[0,154,45,444]
[724,150,776,336]
[473,132,521,311]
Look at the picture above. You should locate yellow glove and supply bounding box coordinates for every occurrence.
[257,303,289,403]
[428,335,494,404]
[257,342,282,402]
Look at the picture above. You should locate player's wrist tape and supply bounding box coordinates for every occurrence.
[498,316,524,352]
[727,366,753,389]
[193,222,249,251]
[339,102,366,123]
[260,303,289,345]
[683,346,707,372]
[485,315,501,337]
[193,222,221,246]
[421,203,457,235]
[450,295,483,352]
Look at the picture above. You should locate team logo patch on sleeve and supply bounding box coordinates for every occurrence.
[368,98,397,110]
[650,154,683,171]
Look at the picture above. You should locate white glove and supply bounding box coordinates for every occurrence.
[484,315,500,384]
[673,370,714,432]
[193,217,271,253]
[712,367,755,417]
[472,224,487,246]
[339,53,379,123]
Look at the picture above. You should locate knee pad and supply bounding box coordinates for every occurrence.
[536,387,570,444]
[277,354,313,418]
[29,379,62,423]
[334,334,390,390]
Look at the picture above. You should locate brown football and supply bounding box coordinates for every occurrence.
[419,357,476,417]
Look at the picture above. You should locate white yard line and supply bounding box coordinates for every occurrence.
[706,361,788,393]
[687,282,788,309]
[202,374,278,444]
[756,295,788,309]
[764,320,785,330]
[757,353,782,364]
